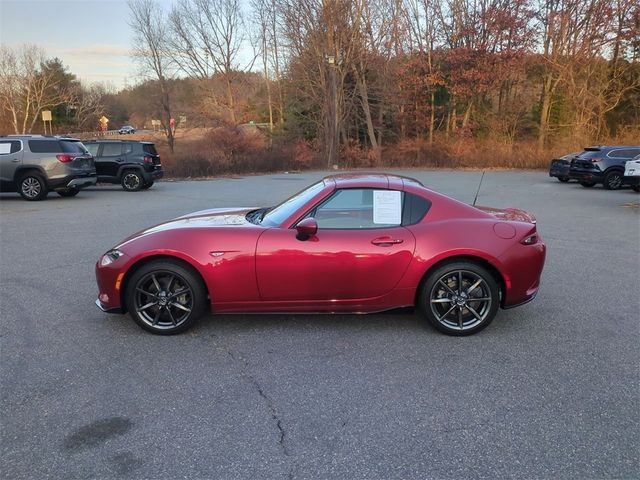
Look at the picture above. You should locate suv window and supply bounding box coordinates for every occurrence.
[123,143,134,154]
[85,144,99,156]
[60,140,88,154]
[0,140,22,154]
[608,149,640,158]
[313,188,404,229]
[101,143,122,156]
[28,140,61,153]
[142,144,158,155]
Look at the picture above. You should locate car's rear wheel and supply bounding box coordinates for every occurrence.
[419,261,500,336]
[632,185,640,193]
[125,260,207,335]
[141,180,154,190]
[57,187,80,197]
[18,172,48,201]
[121,170,143,191]
[603,171,623,190]
[558,177,570,183]
[580,181,596,188]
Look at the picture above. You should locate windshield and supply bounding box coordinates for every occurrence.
[261,181,325,227]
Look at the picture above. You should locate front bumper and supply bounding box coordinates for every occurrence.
[622,175,640,186]
[95,298,123,314]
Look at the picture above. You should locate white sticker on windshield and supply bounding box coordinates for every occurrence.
[0,143,11,154]
[373,190,401,224]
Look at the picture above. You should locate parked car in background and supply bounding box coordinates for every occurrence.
[549,152,580,182]
[622,154,640,192]
[569,145,640,190]
[118,125,136,135]
[0,135,96,201]
[83,140,163,191]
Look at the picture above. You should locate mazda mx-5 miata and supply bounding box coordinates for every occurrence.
[95,174,546,336]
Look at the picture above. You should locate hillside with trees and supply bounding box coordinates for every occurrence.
[2,0,638,174]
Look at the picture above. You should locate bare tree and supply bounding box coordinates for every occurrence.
[169,0,249,124]
[0,45,72,134]
[128,0,175,151]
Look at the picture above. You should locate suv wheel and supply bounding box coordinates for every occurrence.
[558,177,570,183]
[603,171,623,190]
[580,181,596,188]
[121,171,143,191]
[19,173,48,201]
[57,188,80,197]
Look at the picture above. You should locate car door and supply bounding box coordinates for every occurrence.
[97,143,124,178]
[255,188,416,302]
[0,140,24,191]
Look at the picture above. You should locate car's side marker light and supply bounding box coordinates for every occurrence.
[115,272,125,290]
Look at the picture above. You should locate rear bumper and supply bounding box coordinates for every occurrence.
[67,176,97,189]
[569,170,603,183]
[48,173,97,190]
[143,168,164,182]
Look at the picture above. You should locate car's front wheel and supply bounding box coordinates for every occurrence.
[580,181,596,188]
[419,261,500,336]
[558,177,570,183]
[121,170,143,191]
[19,172,48,201]
[125,260,207,334]
[603,171,623,190]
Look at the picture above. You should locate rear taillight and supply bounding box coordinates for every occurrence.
[56,154,76,163]
[143,156,153,164]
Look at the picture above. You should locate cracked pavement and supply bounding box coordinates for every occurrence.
[1,171,639,479]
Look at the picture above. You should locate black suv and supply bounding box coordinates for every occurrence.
[569,145,640,190]
[549,151,580,182]
[83,140,163,191]
[0,135,96,200]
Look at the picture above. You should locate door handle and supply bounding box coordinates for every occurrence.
[11,158,20,162]
[371,237,404,246]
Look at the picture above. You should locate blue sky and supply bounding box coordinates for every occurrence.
[0,0,174,90]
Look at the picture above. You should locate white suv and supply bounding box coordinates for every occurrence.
[623,154,640,192]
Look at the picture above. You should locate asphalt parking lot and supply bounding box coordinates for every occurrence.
[1,171,638,479]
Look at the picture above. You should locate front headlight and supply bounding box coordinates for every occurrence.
[100,249,124,266]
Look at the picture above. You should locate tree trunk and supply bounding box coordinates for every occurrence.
[355,64,378,151]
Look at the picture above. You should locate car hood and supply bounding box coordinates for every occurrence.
[116,207,258,248]
[475,206,536,224]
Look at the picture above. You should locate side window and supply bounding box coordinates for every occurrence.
[85,144,99,156]
[312,188,404,229]
[101,143,122,156]
[28,140,60,153]
[608,149,639,158]
[402,193,432,225]
[0,141,21,154]
[123,143,133,155]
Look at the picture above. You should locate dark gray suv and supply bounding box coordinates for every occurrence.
[0,136,97,200]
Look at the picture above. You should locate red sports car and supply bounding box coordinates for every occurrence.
[95,174,546,336]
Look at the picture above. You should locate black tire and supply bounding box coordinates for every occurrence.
[18,172,48,201]
[141,180,154,190]
[121,170,143,191]
[580,181,596,188]
[632,185,640,193]
[418,261,500,336]
[558,177,570,183]
[125,259,207,335]
[57,188,80,197]
[603,170,623,190]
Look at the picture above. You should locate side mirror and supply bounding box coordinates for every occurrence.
[295,217,318,240]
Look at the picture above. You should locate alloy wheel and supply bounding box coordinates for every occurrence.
[123,173,141,190]
[134,270,194,330]
[429,270,493,331]
[21,177,42,199]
